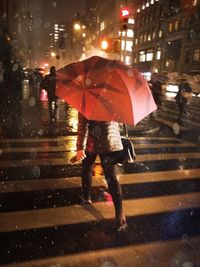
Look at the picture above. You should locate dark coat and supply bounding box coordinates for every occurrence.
[41,74,57,101]
[76,113,123,153]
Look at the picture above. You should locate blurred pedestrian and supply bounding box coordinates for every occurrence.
[175,82,192,123]
[73,113,127,232]
[41,66,58,122]
[151,81,162,106]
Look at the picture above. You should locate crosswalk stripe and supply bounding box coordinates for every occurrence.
[155,116,187,130]
[2,236,200,267]
[0,192,199,232]
[1,168,200,193]
[0,136,180,143]
[0,152,200,168]
[0,142,196,153]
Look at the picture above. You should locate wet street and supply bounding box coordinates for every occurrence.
[0,82,200,267]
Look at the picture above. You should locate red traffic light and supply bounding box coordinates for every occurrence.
[120,8,129,17]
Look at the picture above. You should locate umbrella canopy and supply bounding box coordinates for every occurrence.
[56,56,157,125]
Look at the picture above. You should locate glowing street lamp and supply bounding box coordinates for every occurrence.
[101,40,109,50]
[51,52,56,57]
[74,23,81,31]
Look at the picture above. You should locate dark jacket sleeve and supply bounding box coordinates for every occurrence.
[76,113,89,150]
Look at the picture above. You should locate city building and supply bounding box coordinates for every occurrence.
[46,22,67,68]
[94,0,135,65]
[132,0,200,80]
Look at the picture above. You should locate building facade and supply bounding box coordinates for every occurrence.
[133,0,200,79]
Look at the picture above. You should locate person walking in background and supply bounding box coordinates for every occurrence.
[175,82,192,124]
[151,81,162,107]
[73,112,127,232]
[41,66,57,122]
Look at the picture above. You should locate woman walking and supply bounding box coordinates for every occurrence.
[74,113,127,232]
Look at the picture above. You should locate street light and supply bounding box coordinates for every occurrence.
[74,23,81,31]
[101,40,109,50]
[51,52,56,57]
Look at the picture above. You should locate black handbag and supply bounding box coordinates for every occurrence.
[116,124,136,164]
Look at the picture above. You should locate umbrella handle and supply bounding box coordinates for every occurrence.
[123,123,129,138]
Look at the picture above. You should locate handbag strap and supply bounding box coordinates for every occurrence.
[123,123,129,138]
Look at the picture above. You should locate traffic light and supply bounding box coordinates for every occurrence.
[100,38,121,53]
[101,39,110,51]
[120,8,129,31]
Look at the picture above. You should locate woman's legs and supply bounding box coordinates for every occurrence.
[100,153,125,227]
[81,152,97,200]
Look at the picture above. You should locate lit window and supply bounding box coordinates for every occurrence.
[82,33,86,37]
[127,29,134,37]
[135,38,138,45]
[128,18,135,24]
[152,31,156,39]
[194,49,200,62]
[125,56,132,65]
[148,33,151,41]
[100,21,105,31]
[122,31,126,37]
[146,49,153,61]
[139,51,145,62]
[174,20,179,30]
[151,0,154,4]
[126,41,133,51]
[158,30,162,37]
[121,40,125,50]
[168,22,173,32]
[156,49,161,60]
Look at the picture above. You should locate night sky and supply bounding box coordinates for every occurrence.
[41,0,85,22]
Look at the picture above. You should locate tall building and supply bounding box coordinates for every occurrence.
[93,0,135,64]
[132,0,200,79]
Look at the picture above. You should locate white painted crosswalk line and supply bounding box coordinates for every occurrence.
[1,168,200,193]
[0,192,199,233]
[2,236,200,267]
[0,141,196,153]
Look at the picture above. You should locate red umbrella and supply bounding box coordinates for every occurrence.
[56,56,157,125]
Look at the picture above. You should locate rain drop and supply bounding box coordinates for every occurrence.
[182,262,194,267]
[86,78,92,86]
[127,69,134,77]
[33,18,42,28]
[44,21,51,28]
[17,116,25,130]
[29,148,37,159]
[38,129,43,136]
[52,1,57,7]
[173,122,180,135]
[6,116,12,128]
[63,32,68,38]
[28,97,36,107]
[12,63,19,71]
[32,166,40,178]
[91,125,102,138]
